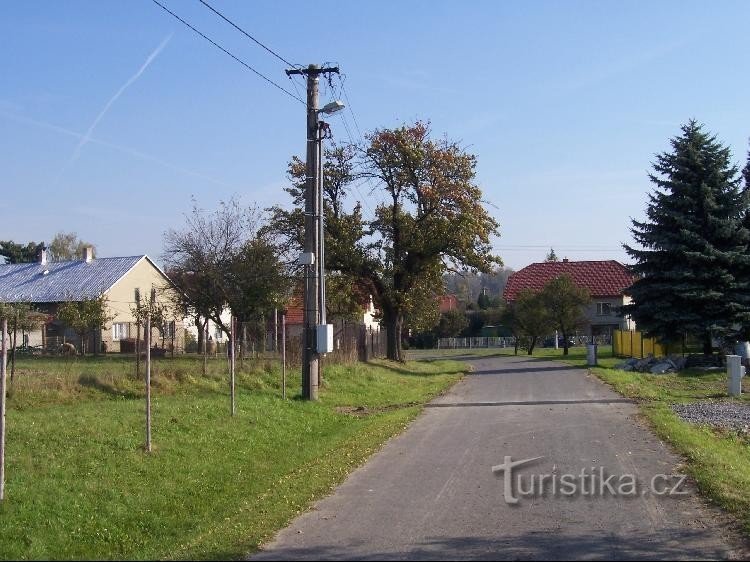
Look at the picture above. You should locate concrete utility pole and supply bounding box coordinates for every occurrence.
[286,64,339,401]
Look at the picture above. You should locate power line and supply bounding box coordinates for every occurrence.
[316,71,378,221]
[151,0,304,105]
[340,76,364,143]
[197,0,297,68]
[196,0,306,94]
[496,244,624,249]
[334,73,386,218]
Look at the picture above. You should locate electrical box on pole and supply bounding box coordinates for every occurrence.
[316,324,334,354]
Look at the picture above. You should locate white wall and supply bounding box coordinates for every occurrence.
[363,295,380,331]
[183,308,232,342]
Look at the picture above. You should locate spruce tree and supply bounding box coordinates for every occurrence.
[624,121,750,354]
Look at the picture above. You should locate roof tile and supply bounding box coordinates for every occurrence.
[503,260,634,301]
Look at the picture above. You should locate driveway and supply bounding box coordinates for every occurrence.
[253,353,747,560]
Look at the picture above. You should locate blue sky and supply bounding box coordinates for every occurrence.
[2,0,749,270]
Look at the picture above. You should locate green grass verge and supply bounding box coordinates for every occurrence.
[0,355,466,560]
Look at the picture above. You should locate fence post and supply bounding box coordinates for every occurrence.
[145,305,152,453]
[358,325,369,362]
[230,315,236,416]
[282,313,286,400]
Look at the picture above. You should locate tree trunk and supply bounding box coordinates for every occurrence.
[202,323,208,377]
[261,314,266,354]
[145,310,152,452]
[229,316,236,416]
[385,312,403,362]
[703,331,713,356]
[562,332,570,356]
[196,314,204,352]
[514,337,519,356]
[527,336,537,355]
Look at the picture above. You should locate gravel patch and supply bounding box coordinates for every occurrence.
[672,402,750,431]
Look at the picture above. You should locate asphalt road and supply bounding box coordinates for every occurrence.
[252,353,748,560]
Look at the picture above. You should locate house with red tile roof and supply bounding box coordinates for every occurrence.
[503,259,636,337]
[438,294,458,313]
[282,290,380,348]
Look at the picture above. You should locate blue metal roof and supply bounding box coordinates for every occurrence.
[0,256,145,303]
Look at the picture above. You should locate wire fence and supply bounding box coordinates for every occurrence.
[183,321,387,366]
[437,334,612,350]
[437,337,516,349]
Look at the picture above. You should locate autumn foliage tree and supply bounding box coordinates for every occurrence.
[268,123,501,361]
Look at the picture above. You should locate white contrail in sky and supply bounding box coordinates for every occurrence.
[71,34,172,161]
[1,110,237,190]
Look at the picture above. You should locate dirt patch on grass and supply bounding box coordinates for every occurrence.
[335,403,419,417]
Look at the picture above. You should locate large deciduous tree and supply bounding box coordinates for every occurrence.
[164,198,289,409]
[268,123,501,361]
[164,198,289,371]
[539,274,590,356]
[164,199,288,336]
[501,289,553,355]
[624,121,750,354]
[48,232,96,262]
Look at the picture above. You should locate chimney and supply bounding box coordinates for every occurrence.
[563,258,569,263]
[39,246,47,266]
[82,246,94,263]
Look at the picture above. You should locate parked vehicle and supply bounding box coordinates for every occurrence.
[542,336,576,348]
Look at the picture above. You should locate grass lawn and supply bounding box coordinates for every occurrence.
[0,354,466,560]
[480,344,750,535]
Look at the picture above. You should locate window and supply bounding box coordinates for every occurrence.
[215,326,224,340]
[112,322,129,341]
[596,303,612,316]
[164,321,175,339]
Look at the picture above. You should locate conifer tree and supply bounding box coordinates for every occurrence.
[624,121,750,354]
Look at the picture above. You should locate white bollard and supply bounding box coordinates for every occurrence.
[727,355,745,397]
[587,344,597,366]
